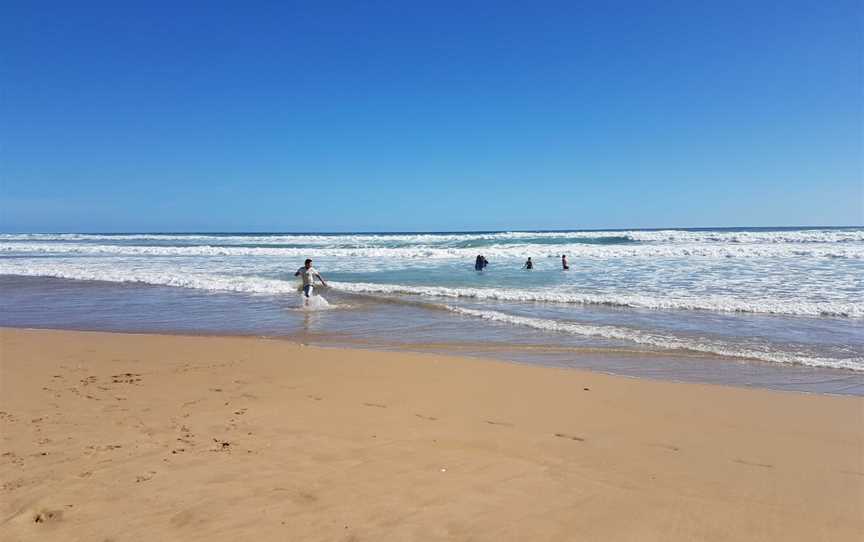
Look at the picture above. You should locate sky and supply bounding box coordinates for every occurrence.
[1,0,861,232]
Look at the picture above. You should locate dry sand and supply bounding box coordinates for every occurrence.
[0,328,862,541]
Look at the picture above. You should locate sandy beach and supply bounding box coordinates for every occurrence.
[0,328,861,541]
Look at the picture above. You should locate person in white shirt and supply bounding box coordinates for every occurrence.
[294,258,327,304]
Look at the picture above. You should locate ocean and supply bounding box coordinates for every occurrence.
[2,227,862,394]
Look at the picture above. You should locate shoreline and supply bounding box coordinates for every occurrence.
[3,323,863,397]
[1,328,862,541]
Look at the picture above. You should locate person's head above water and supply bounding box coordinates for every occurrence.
[304,258,312,268]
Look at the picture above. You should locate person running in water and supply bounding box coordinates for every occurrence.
[561,254,570,270]
[523,257,534,269]
[294,258,327,305]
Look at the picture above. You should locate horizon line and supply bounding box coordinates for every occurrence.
[1,225,862,236]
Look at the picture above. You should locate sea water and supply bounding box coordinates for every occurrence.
[1,228,862,394]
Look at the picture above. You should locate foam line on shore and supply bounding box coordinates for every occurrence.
[444,306,864,371]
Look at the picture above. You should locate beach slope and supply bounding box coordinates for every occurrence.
[1,328,861,541]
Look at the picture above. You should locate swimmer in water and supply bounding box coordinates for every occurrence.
[475,255,490,271]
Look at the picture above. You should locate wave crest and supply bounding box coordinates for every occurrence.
[2,242,862,260]
[445,307,864,371]
[328,282,861,318]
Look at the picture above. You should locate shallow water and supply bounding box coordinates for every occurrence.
[1,228,862,394]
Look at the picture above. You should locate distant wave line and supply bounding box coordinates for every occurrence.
[2,242,862,259]
[1,228,862,245]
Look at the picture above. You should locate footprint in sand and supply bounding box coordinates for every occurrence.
[554,432,585,442]
[3,452,25,467]
[3,478,26,491]
[485,420,513,427]
[33,509,63,524]
[212,438,232,451]
[415,414,438,421]
[85,444,122,455]
[363,402,387,409]
[135,471,156,483]
[733,458,773,469]
[648,443,680,452]
[112,373,142,385]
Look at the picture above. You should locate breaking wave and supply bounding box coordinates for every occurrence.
[0,260,859,319]
[329,281,863,318]
[2,241,862,260]
[444,307,864,371]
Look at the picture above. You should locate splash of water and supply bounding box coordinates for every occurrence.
[300,294,331,310]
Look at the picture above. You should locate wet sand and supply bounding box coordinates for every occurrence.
[1,328,862,541]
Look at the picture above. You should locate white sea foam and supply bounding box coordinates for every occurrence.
[444,306,864,371]
[624,229,864,244]
[0,251,864,370]
[1,228,862,244]
[2,241,862,259]
[327,281,863,318]
[0,262,300,295]
[0,259,859,318]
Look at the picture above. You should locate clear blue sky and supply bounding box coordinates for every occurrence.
[1,1,861,232]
